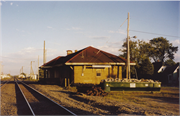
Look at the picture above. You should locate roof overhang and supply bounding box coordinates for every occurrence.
[40,64,63,69]
[40,66,53,69]
[65,62,136,66]
[92,64,111,68]
[40,62,136,69]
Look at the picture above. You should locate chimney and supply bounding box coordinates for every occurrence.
[67,50,73,55]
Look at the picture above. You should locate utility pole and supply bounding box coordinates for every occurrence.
[20,66,23,74]
[30,61,35,77]
[38,55,39,79]
[1,65,3,75]
[126,12,130,79]
[0,61,1,75]
[22,66,23,73]
[43,41,46,64]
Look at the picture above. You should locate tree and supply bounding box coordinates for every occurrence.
[139,58,154,77]
[120,40,151,67]
[165,59,176,66]
[20,72,26,77]
[149,37,178,62]
[119,39,152,76]
[7,74,11,77]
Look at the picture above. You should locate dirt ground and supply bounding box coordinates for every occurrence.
[28,83,179,115]
[1,82,18,115]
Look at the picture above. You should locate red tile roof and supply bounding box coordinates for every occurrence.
[41,46,135,68]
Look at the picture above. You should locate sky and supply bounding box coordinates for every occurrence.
[0,1,180,75]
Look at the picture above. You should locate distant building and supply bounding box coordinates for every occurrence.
[163,62,179,85]
[153,62,179,86]
[18,73,26,78]
[153,62,166,74]
[30,74,38,80]
[0,74,11,79]
[40,46,135,86]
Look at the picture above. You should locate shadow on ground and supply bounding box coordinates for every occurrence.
[50,90,144,115]
[139,95,179,104]
[20,84,94,115]
[15,82,33,115]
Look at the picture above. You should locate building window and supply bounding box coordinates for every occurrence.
[96,69,101,77]
[97,72,101,76]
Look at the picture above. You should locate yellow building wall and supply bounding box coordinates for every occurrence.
[74,65,122,85]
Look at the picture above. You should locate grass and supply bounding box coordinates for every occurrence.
[64,86,77,92]
[0,78,11,81]
[104,87,179,104]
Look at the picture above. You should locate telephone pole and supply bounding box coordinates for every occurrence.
[38,55,39,79]
[43,41,46,64]
[22,66,23,73]
[30,61,35,77]
[0,62,3,75]
[1,65,3,75]
[126,12,130,79]
[0,62,1,75]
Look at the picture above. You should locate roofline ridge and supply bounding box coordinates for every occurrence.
[96,48,128,63]
[42,56,61,66]
[89,47,131,63]
[52,56,62,65]
[66,46,89,63]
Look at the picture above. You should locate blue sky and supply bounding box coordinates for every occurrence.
[0,1,180,75]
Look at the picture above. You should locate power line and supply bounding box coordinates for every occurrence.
[130,29,180,38]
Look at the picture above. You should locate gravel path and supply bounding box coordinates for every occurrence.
[1,82,18,115]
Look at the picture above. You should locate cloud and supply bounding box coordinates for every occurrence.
[88,36,110,40]
[107,41,123,47]
[108,29,126,35]
[96,45,120,56]
[72,27,82,30]
[47,26,57,30]
[47,26,53,29]
[10,2,13,5]
[174,53,180,62]
[16,29,25,32]
[108,30,115,33]
[2,47,60,75]
[172,39,180,62]
[66,27,82,31]
[172,39,180,46]
[23,47,38,53]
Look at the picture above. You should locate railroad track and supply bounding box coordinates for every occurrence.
[0,78,13,87]
[15,78,76,115]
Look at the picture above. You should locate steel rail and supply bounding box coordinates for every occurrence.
[18,80,77,116]
[0,78,12,87]
[0,81,9,87]
[15,78,35,116]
